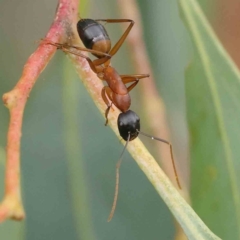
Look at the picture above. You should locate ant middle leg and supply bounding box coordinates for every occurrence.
[120,74,150,92]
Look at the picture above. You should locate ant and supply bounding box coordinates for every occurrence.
[43,18,181,221]
[45,19,149,125]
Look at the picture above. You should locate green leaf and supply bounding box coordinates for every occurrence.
[179,0,240,239]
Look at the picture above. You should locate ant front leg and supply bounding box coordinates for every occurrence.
[101,87,114,126]
[120,74,150,92]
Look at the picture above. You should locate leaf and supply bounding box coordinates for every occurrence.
[179,0,240,239]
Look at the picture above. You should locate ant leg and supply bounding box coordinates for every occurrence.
[104,103,113,126]
[41,39,111,59]
[61,47,100,73]
[92,56,111,67]
[62,45,111,67]
[101,87,114,126]
[120,74,149,92]
[41,39,111,72]
[94,19,134,65]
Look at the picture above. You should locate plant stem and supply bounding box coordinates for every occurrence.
[0,0,79,222]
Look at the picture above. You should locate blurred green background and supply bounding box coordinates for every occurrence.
[0,0,235,239]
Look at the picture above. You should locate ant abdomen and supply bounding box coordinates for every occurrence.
[77,19,111,58]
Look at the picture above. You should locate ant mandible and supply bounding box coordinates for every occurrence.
[43,18,181,221]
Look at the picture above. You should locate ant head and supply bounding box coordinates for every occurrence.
[117,110,140,141]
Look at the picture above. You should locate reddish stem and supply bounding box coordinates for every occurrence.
[1,0,79,222]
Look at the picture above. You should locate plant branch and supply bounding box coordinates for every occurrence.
[0,0,79,222]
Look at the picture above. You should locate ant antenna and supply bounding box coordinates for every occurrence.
[137,130,181,189]
[107,133,131,222]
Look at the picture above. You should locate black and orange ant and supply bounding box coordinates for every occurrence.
[43,18,181,221]
[45,19,149,125]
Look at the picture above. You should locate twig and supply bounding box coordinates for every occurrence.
[0,0,79,222]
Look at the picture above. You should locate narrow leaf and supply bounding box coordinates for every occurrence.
[179,0,240,239]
